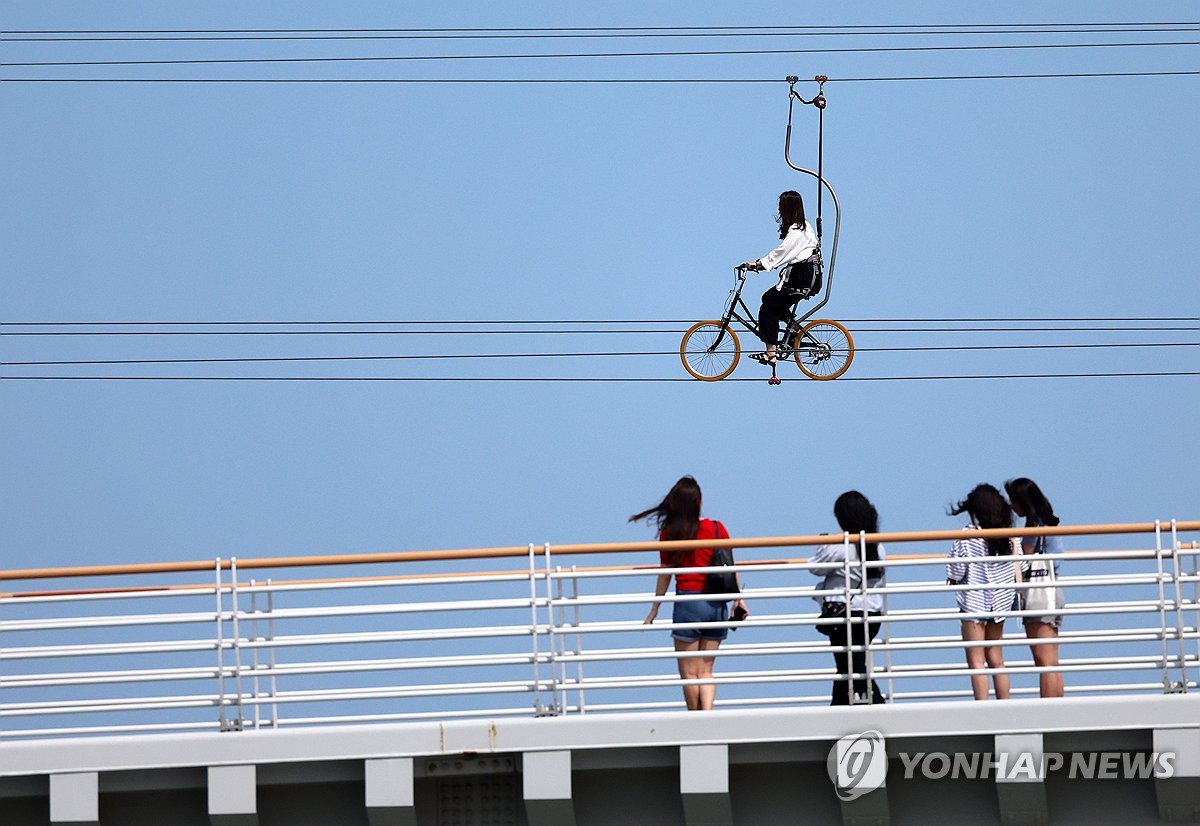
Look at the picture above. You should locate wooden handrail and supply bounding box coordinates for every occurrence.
[2,520,1196,584]
[1,547,1170,601]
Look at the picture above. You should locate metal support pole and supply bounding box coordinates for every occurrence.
[859,531,875,705]
[1170,520,1189,692]
[528,543,547,715]
[213,557,228,731]
[1154,521,1174,691]
[267,579,278,728]
[250,579,260,730]
[816,99,824,240]
[228,557,245,730]
[841,532,857,704]
[783,78,842,328]
[570,565,586,714]
[1191,542,1200,690]
[542,542,562,716]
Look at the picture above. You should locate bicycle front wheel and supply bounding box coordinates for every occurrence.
[680,321,741,381]
[793,319,854,380]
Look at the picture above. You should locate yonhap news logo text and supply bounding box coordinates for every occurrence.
[827,731,1175,799]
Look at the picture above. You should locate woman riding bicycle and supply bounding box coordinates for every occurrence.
[740,190,820,366]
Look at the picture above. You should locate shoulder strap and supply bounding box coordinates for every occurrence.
[713,520,731,559]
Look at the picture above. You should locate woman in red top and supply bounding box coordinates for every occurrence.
[631,476,748,711]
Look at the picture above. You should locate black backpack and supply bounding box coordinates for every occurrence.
[782,252,823,299]
[701,521,739,596]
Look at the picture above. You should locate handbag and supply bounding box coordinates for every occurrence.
[1019,537,1064,614]
[815,600,849,636]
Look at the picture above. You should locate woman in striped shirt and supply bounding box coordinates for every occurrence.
[946,484,1017,700]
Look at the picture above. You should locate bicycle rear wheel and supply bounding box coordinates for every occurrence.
[680,321,741,381]
[792,319,854,380]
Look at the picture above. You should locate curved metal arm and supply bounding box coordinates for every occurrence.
[784,95,842,326]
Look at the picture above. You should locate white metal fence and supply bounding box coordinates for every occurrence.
[2,522,1197,739]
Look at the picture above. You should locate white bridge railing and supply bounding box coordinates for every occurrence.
[2,521,1198,739]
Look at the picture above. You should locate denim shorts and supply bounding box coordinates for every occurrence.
[1024,613,1064,629]
[671,594,729,642]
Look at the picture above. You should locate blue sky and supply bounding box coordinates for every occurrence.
[2,2,1197,575]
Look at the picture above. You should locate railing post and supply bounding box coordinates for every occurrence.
[246,577,278,729]
[841,532,859,705]
[227,557,245,730]
[858,530,876,705]
[548,561,577,716]
[1191,541,1200,693]
[214,557,230,731]
[1154,521,1175,692]
[881,546,895,704]
[250,579,261,730]
[527,543,550,716]
[267,579,278,728]
[1170,520,1190,693]
[541,542,563,716]
[570,564,586,715]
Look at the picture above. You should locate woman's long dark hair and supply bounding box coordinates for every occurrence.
[833,490,883,580]
[949,483,1014,556]
[777,190,807,239]
[1005,477,1060,527]
[630,476,702,565]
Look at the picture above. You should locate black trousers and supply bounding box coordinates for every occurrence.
[757,286,803,346]
[826,614,885,705]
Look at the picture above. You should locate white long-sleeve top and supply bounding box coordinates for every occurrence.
[756,221,819,290]
[810,542,886,613]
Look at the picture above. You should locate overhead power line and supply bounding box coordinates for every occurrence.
[5,40,1200,69]
[4,22,1197,35]
[3,341,1198,368]
[3,70,1198,84]
[4,26,1199,43]
[2,326,1198,337]
[2,316,1195,326]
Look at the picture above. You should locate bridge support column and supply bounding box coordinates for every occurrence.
[838,788,890,826]
[830,732,889,825]
[522,750,576,826]
[365,757,417,826]
[680,744,732,826]
[208,765,259,826]
[994,733,1047,826]
[1155,726,1200,822]
[49,772,98,824]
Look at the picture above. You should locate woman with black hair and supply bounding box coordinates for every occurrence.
[1006,477,1066,698]
[946,484,1017,700]
[633,476,748,711]
[810,491,887,705]
[740,190,821,366]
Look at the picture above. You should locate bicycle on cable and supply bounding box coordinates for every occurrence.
[679,74,855,385]
[680,264,854,383]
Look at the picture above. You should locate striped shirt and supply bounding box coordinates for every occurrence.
[946,527,1017,620]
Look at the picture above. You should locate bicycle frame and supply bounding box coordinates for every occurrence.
[710,270,819,358]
